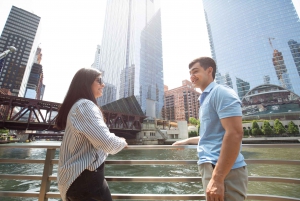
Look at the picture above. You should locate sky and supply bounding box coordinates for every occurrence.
[0,0,300,103]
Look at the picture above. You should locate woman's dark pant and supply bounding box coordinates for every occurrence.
[66,163,112,201]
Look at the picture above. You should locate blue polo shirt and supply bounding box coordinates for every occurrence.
[197,82,246,169]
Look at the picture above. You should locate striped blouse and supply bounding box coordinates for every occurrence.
[57,99,127,201]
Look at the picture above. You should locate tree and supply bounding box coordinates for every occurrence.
[188,131,198,137]
[189,117,199,126]
[243,128,249,137]
[287,121,299,135]
[262,120,273,135]
[189,117,200,133]
[251,120,262,136]
[0,129,9,134]
[274,119,286,135]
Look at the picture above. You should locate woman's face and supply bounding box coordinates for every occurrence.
[91,75,105,98]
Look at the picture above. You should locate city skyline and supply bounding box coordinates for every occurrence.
[0,0,300,104]
[0,0,212,103]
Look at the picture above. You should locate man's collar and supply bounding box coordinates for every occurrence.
[202,81,217,93]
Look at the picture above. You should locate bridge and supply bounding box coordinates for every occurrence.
[0,94,146,139]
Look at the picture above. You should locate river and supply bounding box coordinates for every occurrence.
[0,142,299,201]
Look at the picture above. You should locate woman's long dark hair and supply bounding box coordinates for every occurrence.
[55,68,101,130]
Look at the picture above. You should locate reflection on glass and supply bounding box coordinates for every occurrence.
[202,0,300,100]
[242,84,300,119]
[236,77,250,100]
[272,49,293,91]
[288,39,300,76]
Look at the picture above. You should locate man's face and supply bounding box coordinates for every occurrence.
[189,62,212,89]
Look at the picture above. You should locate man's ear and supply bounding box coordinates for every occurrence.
[208,66,213,75]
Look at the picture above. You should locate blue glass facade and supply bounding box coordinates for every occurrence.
[97,0,164,118]
[203,0,300,98]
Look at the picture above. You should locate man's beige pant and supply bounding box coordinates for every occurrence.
[198,163,248,201]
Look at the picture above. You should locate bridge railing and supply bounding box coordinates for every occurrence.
[0,143,300,201]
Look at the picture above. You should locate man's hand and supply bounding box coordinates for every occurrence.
[172,136,200,146]
[172,139,188,146]
[206,178,225,201]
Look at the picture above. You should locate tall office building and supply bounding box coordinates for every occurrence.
[203,0,300,118]
[0,6,41,97]
[96,0,164,118]
[203,0,300,95]
[25,47,45,100]
[162,80,200,122]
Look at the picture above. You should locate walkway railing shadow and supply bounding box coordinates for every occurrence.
[0,143,299,201]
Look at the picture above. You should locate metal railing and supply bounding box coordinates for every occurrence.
[0,143,300,201]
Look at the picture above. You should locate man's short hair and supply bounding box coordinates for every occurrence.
[189,57,216,79]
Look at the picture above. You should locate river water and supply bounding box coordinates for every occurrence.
[0,142,299,201]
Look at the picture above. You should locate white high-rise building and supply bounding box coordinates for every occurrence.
[92,45,101,69]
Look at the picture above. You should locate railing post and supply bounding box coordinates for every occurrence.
[39,148,55,201]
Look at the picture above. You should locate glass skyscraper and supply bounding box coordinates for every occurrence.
[96,0,164,118]
[203,0,300,119]
[203,0,300,97]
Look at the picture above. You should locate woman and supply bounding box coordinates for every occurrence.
[55,68,127,201]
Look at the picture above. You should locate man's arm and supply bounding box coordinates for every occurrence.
[206,116,243,200]
[172,136,200,145]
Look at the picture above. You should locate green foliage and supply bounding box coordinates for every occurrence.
[274,119,286,135]
[188,131,198,137]
[243,128,249,137]
[0,129,9,134]
[251,120,262,136]
[287,121,299,134]
[262,120,273,135]
[189,117,200,126]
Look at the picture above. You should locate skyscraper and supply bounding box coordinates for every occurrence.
[25,47,45,100]
[0,6,41,97]
[203,0,300,97]
[96,0,164,118]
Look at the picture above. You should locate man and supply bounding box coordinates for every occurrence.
[173,57,248,201]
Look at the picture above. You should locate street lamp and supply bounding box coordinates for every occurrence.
[0,46,17,60]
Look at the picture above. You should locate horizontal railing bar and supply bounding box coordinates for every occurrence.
[43,193,300,200]
[247,194,300,201]
[45,192,206,199]
[1,192,299,200]
[249,176,300,184]
[0,174,42,180]
[105,160,197,165]
[1,143,300,149]
[47,175,300,184]
[246,159,300,165]
[0,191,40,198]
[1,159,299,166]
[0,159,45,164]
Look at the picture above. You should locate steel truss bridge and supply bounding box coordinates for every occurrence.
[0,94,146,139]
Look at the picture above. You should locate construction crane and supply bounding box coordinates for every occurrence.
[268,37,275,50]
